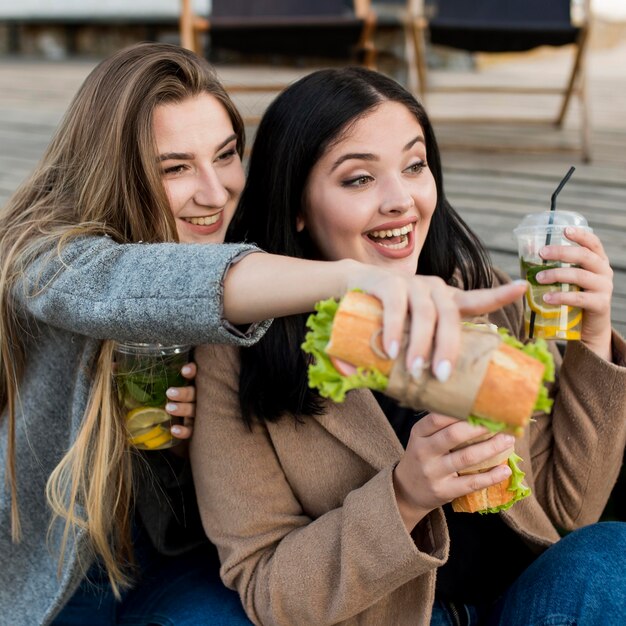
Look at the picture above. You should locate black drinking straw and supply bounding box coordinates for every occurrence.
[528,166,576,338]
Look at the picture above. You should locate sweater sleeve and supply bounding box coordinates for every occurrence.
[15,236,270,345]
[191,343,448,626]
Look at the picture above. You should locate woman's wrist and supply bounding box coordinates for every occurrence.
[330,257,362,297]
[583,328,613,362]
[392,465,429,533]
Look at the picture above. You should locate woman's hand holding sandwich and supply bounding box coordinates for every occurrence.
[342,268,527,382]
[392,413,515,531]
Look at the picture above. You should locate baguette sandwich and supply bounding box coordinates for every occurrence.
[302,291,555,514]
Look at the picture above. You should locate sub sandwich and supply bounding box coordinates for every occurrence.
[302,291,555,514]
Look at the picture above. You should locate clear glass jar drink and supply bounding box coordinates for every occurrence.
[113,342,191,450]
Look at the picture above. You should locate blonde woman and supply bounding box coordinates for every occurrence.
[0,44,526,626]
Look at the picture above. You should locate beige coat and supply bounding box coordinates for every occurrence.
[191,295,626,626]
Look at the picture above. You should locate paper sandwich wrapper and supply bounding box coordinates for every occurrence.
[385,324,502,421]
[326,292,544,431]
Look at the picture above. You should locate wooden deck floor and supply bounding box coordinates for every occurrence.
[1,39,625,335]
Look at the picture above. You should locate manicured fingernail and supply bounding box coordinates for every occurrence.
[543,293,554,303]
[166,388,180,398]
[565,227,575,236]
[387,340,399,360]
[181,365,193,376]
[411,357,424,379]
[434,360,452,383]
[165,403,177,412]
[171,425,183,436]
[535,272,545,282]
[513,279,527,286]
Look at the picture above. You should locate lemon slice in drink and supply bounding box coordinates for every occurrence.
[566,310,583,330]
[128,425,163,445]
[142,429,174,449]
[528,310,583,338]
[535,326,582,340]
[128,424,174,448]
[525,289,561,319]
[562,329,582,340]
[125,407,170,433]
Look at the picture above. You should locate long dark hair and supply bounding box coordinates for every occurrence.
[226,67,492,425]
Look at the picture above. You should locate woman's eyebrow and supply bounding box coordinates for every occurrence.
[158,151,193,162]
[329,136,426,172]
[216,133,238,152]
[157,134,238,162]
[404,136,425,151]
[330,152,377,172]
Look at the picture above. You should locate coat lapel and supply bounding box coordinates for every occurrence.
[313,389,404,471]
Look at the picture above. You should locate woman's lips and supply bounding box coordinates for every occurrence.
[364,221,416,259]
[182,211,223,235]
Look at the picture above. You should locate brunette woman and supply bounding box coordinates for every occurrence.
[192,67,626,626]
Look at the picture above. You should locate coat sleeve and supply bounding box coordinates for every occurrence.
[489,267,626,529]
[191,343,448,626]
[15,236,270,345]
[530,332,626,528]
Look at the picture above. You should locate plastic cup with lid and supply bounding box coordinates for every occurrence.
[113,342,191,450]
[513,210,592,340]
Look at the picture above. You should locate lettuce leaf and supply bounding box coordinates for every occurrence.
[301,297,388,402]
[477,453,531,514]
[466,414,524,438]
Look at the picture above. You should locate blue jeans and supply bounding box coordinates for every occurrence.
[52,543,252,626]
[431,522,626,626]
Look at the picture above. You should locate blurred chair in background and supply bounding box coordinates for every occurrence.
[405,0,592,161]
[180,0,377,106]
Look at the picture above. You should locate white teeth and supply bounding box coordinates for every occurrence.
[185,214,220,226]
[380,240,409,250]
[369,223,414,239]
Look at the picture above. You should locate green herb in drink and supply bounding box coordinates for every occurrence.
[117,356,186,408]
[521,259,562,286]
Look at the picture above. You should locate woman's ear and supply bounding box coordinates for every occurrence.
[296,214,306,233]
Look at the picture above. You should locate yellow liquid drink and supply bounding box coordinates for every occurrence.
[521,260,582,340]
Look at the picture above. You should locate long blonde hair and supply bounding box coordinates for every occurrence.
[0,42,244,596]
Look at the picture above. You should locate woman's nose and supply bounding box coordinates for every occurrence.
[194,166,229,208]
[379,177,415,215]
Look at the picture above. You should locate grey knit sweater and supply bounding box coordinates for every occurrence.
[0,236,270,625]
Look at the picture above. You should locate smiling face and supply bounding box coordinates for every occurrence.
[300,101,437,276]
[153,93,244,244]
